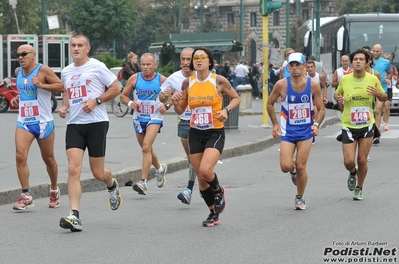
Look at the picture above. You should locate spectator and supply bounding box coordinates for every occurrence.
[233,60,249,88]
[309,54,328,83]
[121,52,140,87]
[250,62,260,99]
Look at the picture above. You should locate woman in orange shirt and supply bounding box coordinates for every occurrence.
[171,47,240,227]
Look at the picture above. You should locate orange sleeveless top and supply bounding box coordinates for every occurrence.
[188,73,223,129]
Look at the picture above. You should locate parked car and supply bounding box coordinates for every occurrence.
[390,85,399,113]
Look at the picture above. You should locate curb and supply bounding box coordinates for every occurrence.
[0,116,340,206]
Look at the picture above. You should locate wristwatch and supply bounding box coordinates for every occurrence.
[164,104,171,110]
[224,106,232,114]
[96,97,102,105]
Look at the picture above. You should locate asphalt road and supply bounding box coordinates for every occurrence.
[0,120,398,264]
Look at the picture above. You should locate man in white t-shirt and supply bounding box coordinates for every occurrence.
[58,33,122,232]
[159,47,196,205]
[233,61,249,88]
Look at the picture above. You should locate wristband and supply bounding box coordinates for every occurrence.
[128,101,133,107]
[313,122,319,128]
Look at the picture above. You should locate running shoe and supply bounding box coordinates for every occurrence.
[156,164,167,188]
[372,137,380,144]
[336,134,342,142]
[290,165,297,186]
[13,193,35,210]
[49,187,60,208]
[133,180,147,195]
[352,187,364,201]
[367,155,371,162]
[294,197,306,210]
[347,170,357,191]
[214,186,226,214]
[59,211,82,232]
[108,178,122,210]
[202,212,220,227]
[177,188,192,205]
[384,124,389,131]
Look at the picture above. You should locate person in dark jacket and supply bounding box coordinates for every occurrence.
[121,52,140,87]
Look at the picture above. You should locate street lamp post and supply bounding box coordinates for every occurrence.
[178,0,182,33]
[42,0,46,34]
[194,0,208,33]
[9,0,21,34]
[285,0,290,48]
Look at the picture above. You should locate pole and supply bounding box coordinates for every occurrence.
[216,5,219,32]
[379,0,382,12]
[295,0,300,16]
[262,15,269,126]
[179,0,182,33]
[285,0,290,48]
[240,0,244,59]
[42,0,46,34]
[311,7,314,56]
[200,0,203,33]
[12,7,20,34]
[315,0,320,60]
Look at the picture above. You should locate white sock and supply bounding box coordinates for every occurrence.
[156,166,163,173]
[50,187,59,193]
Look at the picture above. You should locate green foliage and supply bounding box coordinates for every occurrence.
[336,0,399,14]
[157,61,174,77]
[0,0,41,34]
[46,0,74,34]
[93,54,124,69]
[70,0,137,46]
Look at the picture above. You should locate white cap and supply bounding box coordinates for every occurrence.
[288,52,306,64]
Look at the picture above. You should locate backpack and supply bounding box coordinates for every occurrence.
[117,65,124,81]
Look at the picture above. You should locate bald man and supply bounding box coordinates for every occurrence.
[10,44,65,210]
[372,44,392,143]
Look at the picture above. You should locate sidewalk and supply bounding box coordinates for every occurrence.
[0,98,340,205]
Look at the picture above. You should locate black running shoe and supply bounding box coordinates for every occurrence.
[202,212,220,227]
[214,186,226,214]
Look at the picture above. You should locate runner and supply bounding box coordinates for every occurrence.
[267,52,325,210]
[334,49,387,200]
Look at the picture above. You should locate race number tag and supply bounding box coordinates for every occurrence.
[183,106,191,118]
[67,85,88,105]
[350,107,371,126]
[288,103,311,125]
[137,100,155,115]
[190,106,214,129]
[20,100,40,123]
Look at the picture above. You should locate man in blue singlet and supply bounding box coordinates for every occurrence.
[11,44,65,211]
[267,52,325,210]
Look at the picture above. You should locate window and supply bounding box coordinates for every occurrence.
[302,9,309,20]
[273,11,280,26]
[250,12,257,27]
[228,13,235,24]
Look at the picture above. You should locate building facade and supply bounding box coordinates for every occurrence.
[181,0,340,65]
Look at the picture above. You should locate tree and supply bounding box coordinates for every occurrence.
[336,0,399,14]
[46,0,74,33]
[0,0,41,34]
[70,0,137,47]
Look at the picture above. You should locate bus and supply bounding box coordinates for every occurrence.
[295,17,337,59]
[320,13,399,82]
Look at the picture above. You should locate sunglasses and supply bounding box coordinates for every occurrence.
[16,52,33,58]
[289,62,301,67]
[193,55,209,62]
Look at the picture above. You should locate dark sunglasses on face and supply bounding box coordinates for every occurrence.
[16,52,33,58]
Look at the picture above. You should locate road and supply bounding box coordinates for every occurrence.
[0,112,398,263]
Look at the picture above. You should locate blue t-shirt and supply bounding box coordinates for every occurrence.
[373,57,391,91]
